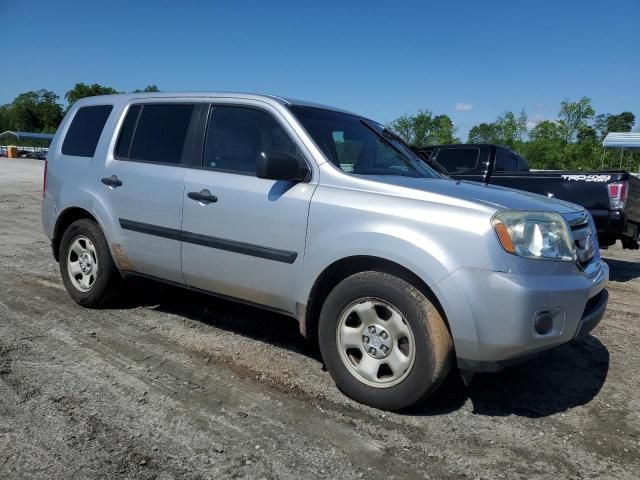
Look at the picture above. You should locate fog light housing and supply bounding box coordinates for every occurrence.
[534,312,553,335]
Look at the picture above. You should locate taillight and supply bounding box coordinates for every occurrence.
[607,181,628,210]
[42,159,48,198]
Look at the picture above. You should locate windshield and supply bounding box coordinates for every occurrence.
[288,106,440,178]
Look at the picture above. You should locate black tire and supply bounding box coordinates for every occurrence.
[59,219,123,307]
[318,271,453,411]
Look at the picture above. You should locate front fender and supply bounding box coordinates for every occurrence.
[297,229,452,310]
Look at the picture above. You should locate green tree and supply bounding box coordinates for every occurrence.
[0,104,12,132]
[468,122,500,143]
[517,109,528,141]
[431,115,456,144]
[521,121,565,169]
[388,110,457,146]
[468,110,527,146]
[36,90,64,131]
[410,110,435,145]
[557,96,595,143]
[388,114,413,143]
[577,125,597,143]
[593,114,609,140]
[529,120,563,142]
[607,112,635,132]
[65,83,118,107]
[495,111,519,146]
[9,90,63,132]
[595,112,635,140]
[133,84,160,93]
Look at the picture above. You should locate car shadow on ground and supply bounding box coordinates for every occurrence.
[122,277,609,419]
[604,257,640,282]
[410,335,609,418]
[122,277,320,360]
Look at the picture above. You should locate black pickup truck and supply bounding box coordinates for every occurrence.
[416,144,640,249]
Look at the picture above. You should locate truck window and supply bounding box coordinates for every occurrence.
[203,106,302,175]
[62,105,113,157]
[494,149,519,172]
[516,154,529,171]
[435,148,479,173]
[125,104,195,165]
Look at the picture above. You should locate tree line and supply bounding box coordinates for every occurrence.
[389,97,636,170]
[0,85,635,170]
[0,83,160,136]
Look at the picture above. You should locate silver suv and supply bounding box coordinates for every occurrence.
[42,93,609,410]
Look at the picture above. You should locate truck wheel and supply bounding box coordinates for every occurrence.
[59,219,123,307]
[318,271,453,410]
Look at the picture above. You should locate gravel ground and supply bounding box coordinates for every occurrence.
[0,157,638,480]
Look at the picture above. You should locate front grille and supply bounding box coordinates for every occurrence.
[570,216,596,268]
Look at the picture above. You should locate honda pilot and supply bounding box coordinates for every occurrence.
[42,93,609,410]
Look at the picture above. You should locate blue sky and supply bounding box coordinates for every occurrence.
[1,0,638,137]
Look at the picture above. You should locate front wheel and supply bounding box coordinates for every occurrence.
[318,271,453,410]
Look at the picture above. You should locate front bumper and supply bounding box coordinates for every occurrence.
[457,289,608,372]
[433,260,609,372]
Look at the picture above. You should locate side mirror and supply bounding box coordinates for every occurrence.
[256,151,309,182]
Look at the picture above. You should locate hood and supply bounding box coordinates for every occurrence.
[363,176,584,215]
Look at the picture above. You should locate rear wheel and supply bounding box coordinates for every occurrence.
[59,219,123,307]
[318,271,453,410]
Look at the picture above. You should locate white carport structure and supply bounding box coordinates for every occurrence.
[602,132,640,174]
[0,131,55,142]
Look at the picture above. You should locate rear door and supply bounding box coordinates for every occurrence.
[181,103,316,313]
[97,102,199,283]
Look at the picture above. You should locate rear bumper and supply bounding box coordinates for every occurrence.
[591,208,638,240]
[41,197,56,240]
[434,260,609,373]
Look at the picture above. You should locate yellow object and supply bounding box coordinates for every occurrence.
[7,146,18,158]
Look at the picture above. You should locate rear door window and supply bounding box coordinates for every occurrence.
[114,105,142,158]
[435,148,479,173]
[62,105,113,157]
[494,150,519,172]
[128,104,195,165]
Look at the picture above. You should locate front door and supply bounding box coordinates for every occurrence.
[181,104,316,313]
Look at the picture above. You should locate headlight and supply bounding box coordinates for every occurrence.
[491,211,576,262]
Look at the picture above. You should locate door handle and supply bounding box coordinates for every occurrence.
[188,189,218,204]
[101,175,123,188]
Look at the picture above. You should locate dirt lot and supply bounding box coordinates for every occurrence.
[0,157,638,480]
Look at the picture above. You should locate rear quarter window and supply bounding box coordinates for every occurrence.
[494,149,519,172]
[61,105,113,157]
